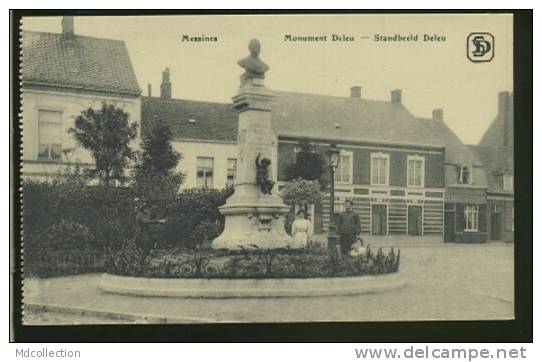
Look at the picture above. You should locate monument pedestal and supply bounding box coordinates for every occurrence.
[212,80,298,250]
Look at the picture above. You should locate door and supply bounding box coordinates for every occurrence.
[408,206,423,236]
[444,211,455,242]
[371,204,387,235]
[491,211,502,240]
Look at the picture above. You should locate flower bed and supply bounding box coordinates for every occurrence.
[105,243,400,279]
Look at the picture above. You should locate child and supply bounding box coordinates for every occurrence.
[349,238,367,257]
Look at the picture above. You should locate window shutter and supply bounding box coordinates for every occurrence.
[456,204,465,232]
[478,204,487,232]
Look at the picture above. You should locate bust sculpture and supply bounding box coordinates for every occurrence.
[237,39,269,87]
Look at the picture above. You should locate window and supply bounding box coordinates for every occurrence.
[38,110,63,161]
[334,151,353,184]
[197,157,214,188]
[464,205,479,232]
[371,153,389,185]
[503,174,513,191]
[407,155,425,188]
[458,166,473,184]
[226,158,237,186]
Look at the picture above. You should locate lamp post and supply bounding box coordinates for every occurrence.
[327,144,341,256]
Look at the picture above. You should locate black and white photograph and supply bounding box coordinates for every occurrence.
[9,11,532,344]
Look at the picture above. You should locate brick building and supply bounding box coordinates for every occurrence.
[418,111,489,243]
[469,92,514,242]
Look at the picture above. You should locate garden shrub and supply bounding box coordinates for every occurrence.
[150,186,233,248]
[23,248,106,278]
[29,219,93,251]
[104,240,143,276]
[107,245,401,279]
[23,180,137,251]
[22,180,234,257]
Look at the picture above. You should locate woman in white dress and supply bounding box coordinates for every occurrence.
[291,210,312,247]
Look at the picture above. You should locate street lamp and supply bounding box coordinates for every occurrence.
[327,144,341,256]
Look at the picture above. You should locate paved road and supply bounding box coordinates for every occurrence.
[23,244,514,324]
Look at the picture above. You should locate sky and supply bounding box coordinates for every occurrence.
[21,14,513,144]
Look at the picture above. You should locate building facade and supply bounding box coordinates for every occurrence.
[273,88,446,238]
[21,17,142,181]
[470,91,514,242]
[418,111,489,243]
[141,70,239,189]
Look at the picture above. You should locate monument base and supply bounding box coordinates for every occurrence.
[212,200,299,250]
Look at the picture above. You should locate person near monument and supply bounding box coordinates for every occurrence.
[336,200,361,255]
[349,238,367,257]
[291,209,312,247]
[134,203,166,269]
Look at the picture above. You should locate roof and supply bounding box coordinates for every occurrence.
[417,117,482,166]
[272,91,442,147]
[142,91,444,148]
[22,31,141,97]
[469,144,513,192]
[141,96,238,142]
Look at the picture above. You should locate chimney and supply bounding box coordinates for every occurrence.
[61,16,74,39]
[391,89,402,104]
[498,91,513,150]
[432,109,443,121]
[160,68,172,100]
[147,84,152,97]
[350,86,362,99]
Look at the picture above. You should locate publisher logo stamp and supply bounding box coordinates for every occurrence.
[467,33,494,62]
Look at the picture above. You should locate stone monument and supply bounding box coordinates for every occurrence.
[212,39,299,250]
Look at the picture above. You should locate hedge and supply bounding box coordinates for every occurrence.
[22,179,233,256]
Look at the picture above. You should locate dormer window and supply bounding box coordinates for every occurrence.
[503,174,513,191]
[458,166,473,185]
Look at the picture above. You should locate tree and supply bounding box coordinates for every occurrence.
[285,140,328,186]
[281,178,321,214]
[133,121,185,205]
[69,103,137,186]
[134,121,182,178]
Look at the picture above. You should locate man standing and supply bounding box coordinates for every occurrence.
[336,200,361,255]
[134,203,166,271]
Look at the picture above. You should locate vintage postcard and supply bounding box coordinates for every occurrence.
[17,13,516,327]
